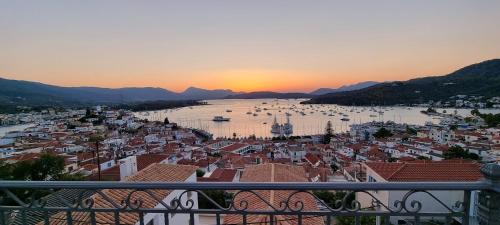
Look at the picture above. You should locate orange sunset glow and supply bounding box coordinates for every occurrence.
[1,1,500,92]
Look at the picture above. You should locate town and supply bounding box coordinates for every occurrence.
[1,105,499,225]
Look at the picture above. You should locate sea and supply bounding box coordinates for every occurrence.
[134,99,500,139]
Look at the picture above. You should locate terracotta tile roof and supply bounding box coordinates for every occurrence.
[304,153,320,166]
[365,160,483,182]
[44,163,198,225]
[223,164,324,225]
[220,143,249,152]
[198,168,237,182]
[89,154,170,181]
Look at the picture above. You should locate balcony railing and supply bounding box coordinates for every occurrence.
[0,164,499,225]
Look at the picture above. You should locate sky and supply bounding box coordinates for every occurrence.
[1,1,500,93]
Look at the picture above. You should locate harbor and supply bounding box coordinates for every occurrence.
[135,99,500,138]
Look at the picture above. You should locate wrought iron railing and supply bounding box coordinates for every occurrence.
[0,179,498,225]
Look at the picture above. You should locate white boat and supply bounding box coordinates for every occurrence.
[213,116,230,122]
[271,116,281,134]
[283,115,293,135]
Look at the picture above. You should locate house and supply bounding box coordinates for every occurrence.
[219,143,253,155]
[359,160,483,224]
[287,145,306,163]
[223,163,324,225]
[198,168,239,182]
[44,163,199,225]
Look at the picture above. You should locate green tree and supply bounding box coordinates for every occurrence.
[164,117,170,125]
[444,146,479,160]
[198,190,233,209]
[373,127,393,139]
[406,126,417,135]
[324,121,334,144]
[31,154,65,181]
[330,164,339,173]
[313,191,354,208]
[196,169,206,177]
[337,216,377,225]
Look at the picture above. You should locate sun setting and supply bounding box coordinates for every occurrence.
[1,1,500,225]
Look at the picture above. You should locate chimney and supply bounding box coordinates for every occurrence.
[119,155,138,180]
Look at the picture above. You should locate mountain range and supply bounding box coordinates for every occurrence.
[309,81,379,95]
[1,58,499,109]
[225,91,314,99]
[303,59,500,105]
[0,78,238,107]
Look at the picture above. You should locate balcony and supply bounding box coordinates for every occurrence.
[0,164,499,225]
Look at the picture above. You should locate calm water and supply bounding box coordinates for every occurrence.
[135,99,500,138]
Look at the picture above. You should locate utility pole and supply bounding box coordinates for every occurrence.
[95,140,101,181]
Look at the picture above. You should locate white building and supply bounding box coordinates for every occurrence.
[46,163,199,225]
[358,161,482,225]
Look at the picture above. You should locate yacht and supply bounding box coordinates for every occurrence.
[213,116,230,122]
[271,116,281,134]
[283,115,293,135]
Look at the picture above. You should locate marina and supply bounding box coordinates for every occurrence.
[135,99,500,138]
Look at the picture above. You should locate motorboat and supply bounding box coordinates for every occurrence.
[213,116,230,122]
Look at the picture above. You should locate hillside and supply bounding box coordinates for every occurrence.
[309,81,379,95]
[0,78,238,108]
[225,91,314,99]
[303,59,500,106]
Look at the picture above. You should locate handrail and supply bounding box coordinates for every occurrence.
[0,180,492,191]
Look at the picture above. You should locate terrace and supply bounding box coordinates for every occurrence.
[0,164,499,225]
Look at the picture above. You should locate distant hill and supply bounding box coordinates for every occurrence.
[0,78,238,107]
[303,59,500,106]
[309,81,379,95]
[180,87,239,100]
[225,91,314,99]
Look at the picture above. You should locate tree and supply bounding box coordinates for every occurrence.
[196,169,206,177]
[31,154,65,181]
[373,127,393,139]
[164,117,170,125]
[313,191,355,208]
[444,146,479,160]
[324,121,333,144]
[330,164,339,173]
[198,190,233,209]
[417,156,430,160]
[337,216,377,225]
[406,126,417,135]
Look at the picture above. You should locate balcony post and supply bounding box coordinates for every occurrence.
[477,163,500,225]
